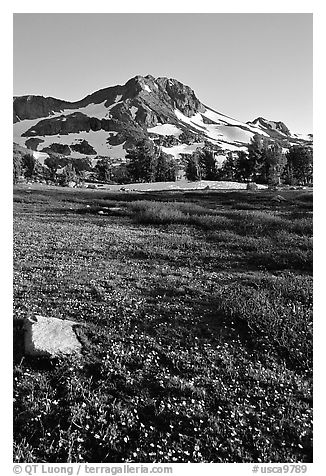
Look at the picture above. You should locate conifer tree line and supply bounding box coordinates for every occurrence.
[13,135,312,186]
[13,139,179,186]
[185,135,313,186]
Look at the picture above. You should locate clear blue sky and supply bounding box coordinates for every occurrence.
[13,13,312,134]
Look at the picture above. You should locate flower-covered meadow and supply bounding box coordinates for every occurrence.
[13,185,312,463]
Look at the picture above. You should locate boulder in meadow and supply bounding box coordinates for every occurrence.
[23,315,83,358]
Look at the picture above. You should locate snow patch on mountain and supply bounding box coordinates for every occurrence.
[174,109,204,129]
[130,106,138,120]
[29,131,126,159]
[216,141,248,152]
[106,141,127,159]
[67,101,112,119]
[14,117,44,141]
[62,100,122,119]
[13,101,121,145]
[32,151,49,165]
[174,109,257,148]
[217,125,255,143]
[202,108,244,127]
[144,85,152,93]
[148,124,183,137]
[12,101,125,151]
[202,108,270,137]
[161,143,205,160]
[294,132,312,141]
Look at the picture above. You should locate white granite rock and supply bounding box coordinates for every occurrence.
[23,315,82,357]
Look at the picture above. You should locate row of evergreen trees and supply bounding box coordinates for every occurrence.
[72,141,178,184]
[14,135,313,186]
[185,135,313,186]
[13,153,93,186]
[13,140,179,186]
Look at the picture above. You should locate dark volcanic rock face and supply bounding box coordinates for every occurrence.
[13,96,70,123]
[134,105,161,128]
[41,143,71,155]
[274,121,291,136]
[25,137,44,151]
[156,77,205,117]
[70,140,96,155]
[23,113,101,137]
[107,129,147,150]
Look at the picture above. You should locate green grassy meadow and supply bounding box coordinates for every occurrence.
[13,184,313,463]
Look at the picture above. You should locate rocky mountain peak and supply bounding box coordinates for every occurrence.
[250,117,291,137]
[121,75,204,118]
[156,77,205,117]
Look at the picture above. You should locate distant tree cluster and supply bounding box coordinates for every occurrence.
[13,139,179,186]
[126,140,178,183]
[184,135,313,186]
[284,145,313,185]
[185,147,218,181]
[13,152,92,186]
[13,152,42,185]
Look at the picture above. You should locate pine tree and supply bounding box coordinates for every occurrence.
[185,151,202,181]
[126,140,158,183]
[60,163,77,186]
[247,135,286,185]
[263,142,286,186]
[44,154,63,182]
[13,155,23,184]
[95,157,112,183]
[22,153,37,179]
[110,164,131,184]
[285,146,313,185]
[236,151,252,182]
[218,152,237,181]
[156,152,177,182]
[247,134,265,182]
[199,148,218,180]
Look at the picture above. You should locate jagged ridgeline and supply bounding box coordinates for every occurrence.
[13,74,312,170]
